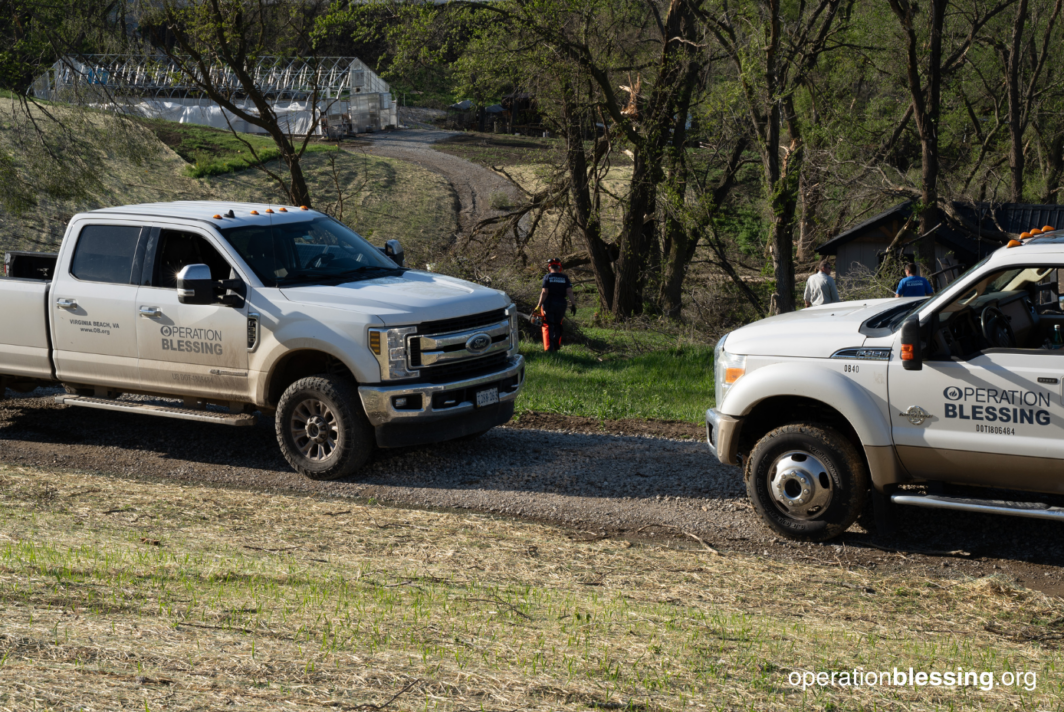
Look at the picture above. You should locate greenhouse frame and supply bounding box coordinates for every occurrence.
[31,55,397,136]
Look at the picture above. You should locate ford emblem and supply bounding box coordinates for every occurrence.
[466,333,492,353]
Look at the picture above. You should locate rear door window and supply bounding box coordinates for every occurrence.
[150,230,233,288]
[69,225,142,284]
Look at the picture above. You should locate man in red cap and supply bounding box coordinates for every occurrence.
[535,257,576,352]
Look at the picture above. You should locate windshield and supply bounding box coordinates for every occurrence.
[220,217,400,287]
[895,252,996,329]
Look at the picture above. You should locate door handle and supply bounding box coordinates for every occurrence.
[139,306,161,318]
[56,298,77,310]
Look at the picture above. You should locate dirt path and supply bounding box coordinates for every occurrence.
[2,389,1063,596]
[352,130,523,239]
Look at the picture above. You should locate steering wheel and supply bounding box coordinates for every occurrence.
[307,252,335,269]
[980,306,1016,349]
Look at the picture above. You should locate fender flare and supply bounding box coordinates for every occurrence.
[256,338,375,406]
[724,362,893,447]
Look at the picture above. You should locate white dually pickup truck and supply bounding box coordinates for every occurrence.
[707,233,1064,540]
[0,201,524,479]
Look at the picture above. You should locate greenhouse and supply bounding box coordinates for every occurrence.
[31,55,397,136]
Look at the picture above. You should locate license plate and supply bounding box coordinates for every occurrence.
[475,387,499,408]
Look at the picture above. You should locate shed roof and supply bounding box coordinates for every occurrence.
[816,200,1064,262]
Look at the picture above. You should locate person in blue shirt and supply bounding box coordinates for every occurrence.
[895,262,935,298]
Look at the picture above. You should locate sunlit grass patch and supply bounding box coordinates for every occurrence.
[516,323,715,423]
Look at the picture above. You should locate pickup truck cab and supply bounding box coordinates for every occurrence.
[0,201,524,479]
[707,232,1064,540]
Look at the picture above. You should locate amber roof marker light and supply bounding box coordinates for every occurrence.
[279,207,288,212]
[250,210,259,215]
[265,208,274,214]
[300,206,309,210]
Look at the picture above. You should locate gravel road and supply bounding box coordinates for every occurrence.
[2,388,1064,595]
[354,129,523,237]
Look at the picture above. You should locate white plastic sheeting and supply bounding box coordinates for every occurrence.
[32,56,398,135]
[117,97,396,136]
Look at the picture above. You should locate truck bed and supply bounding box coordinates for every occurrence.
[0,278,53,380]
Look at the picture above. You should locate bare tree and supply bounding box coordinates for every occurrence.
[703,0,846,313]
[991,0,1064,202]
[885,0,1015,266]
[140,0,330,206]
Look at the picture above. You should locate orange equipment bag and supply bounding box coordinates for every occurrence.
[531,307,560,351]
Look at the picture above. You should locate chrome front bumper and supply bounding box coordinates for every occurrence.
[705,408,722,459]
[358,355,525,427]
[705,407,742,465]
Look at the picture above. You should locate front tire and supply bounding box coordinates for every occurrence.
[745,423,868,542]
[276,374,374,480]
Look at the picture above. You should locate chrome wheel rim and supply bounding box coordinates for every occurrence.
[768,450,833,520]
[290,398,339,462]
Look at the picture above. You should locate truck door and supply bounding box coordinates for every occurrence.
[888,264,1064,491]
[52,224,145,386]
[134,228,250,401]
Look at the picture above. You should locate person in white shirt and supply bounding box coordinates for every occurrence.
[804,259,840,307]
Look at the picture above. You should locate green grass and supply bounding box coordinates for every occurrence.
[140,118,336,178]
[516,325,715,422]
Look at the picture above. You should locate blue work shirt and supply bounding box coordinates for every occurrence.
[896,275,934,297]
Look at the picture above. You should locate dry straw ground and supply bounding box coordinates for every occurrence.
[0,464,1061,711]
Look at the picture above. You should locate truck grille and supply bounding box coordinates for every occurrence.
[401,307,515,383]
[419,351,510,383]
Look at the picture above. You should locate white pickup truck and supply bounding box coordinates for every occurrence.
[707,234,1064,540]
[0,201,524,479]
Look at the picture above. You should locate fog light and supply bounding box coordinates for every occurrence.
[394,397,407,407]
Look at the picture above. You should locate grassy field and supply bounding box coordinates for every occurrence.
[211,148,457,267]
[0,103,457,260]
[141,119,335,178]
[0,464,1060,711]
[516,325,715,422]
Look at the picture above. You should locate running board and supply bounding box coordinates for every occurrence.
[54,395,256,427]
[891,493,1064,523]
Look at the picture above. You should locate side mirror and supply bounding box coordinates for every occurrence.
[176,264,215,305]
[900,316,922,371]
[383,239,405,267]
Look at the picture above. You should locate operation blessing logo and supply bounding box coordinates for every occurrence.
[943,386,1050,426]
[160,325,223,356]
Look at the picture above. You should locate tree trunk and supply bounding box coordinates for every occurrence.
[612,152,655,317]
[561,86,615,310]
[797,167,820,263]
[1007,0,1029,203]
[1038,132,1064,203]
[918,135,940,268]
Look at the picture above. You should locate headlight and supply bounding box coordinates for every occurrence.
[714,334,746,405]
[505,302,518,355]
[368,326,418,380]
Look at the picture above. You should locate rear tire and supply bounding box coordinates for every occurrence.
[745,423,868,542]
[276,374,374,481]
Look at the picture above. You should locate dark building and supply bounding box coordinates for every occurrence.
[816,201,1064,287]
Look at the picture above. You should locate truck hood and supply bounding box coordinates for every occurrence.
[279,270,510,324]
[724,298,915,357]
